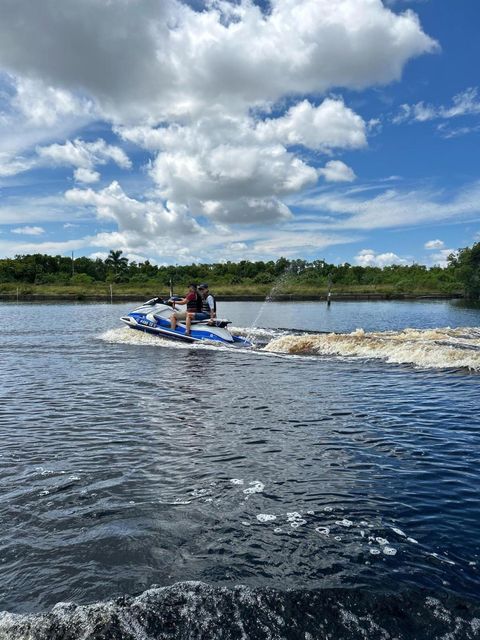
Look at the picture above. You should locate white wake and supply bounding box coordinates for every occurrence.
[99,326,480,370]
[262,327,480,371]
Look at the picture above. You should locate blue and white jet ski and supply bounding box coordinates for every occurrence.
[120,297,251,346]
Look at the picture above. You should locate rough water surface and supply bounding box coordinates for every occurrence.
[261,326,480,370]
[0,300,479,639]
[2,582,480,640]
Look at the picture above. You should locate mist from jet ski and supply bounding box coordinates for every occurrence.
[120,296,251,346]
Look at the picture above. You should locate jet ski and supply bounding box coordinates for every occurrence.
[120,297,251,346]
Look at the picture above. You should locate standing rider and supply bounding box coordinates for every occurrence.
[170,283,203,336]
[198,283,216,325]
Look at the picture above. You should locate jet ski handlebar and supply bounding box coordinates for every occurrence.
[145,296,182,306]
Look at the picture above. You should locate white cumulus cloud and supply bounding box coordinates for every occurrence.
[151,141,317,207]
[0,0,439,258]
[37,138,131,171]
[424,239,445,250]
[12,77,95,128]
[428,248,456,267]
[74,168,101,184]
[200,197,292,225]
[318,160,356,183]
[0,136,131,180]
[355,248,408,267]
[11,225,45,236]
[255,98,367,151]
[0,0,437,121]
[0,75,97,160]
[118,98,363,223]
[65,181,202,254]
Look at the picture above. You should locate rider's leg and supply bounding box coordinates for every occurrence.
[185,312,194,335]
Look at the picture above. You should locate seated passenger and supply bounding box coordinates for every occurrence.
[198,283,216,324]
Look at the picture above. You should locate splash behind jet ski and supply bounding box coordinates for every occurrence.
[120,297,251,346]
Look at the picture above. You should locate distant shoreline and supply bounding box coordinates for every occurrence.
[0,292,464,302]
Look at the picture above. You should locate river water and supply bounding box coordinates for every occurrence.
[0,299,479,639]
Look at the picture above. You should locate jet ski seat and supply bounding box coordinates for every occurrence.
[190,318,231,328]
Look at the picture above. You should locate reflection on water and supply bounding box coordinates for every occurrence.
[0,300,479,639]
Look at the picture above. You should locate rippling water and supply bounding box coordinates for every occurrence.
[1,300,479,639]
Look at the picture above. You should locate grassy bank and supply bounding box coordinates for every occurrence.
[0,281,464,301]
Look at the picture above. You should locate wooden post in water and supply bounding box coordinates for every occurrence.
[16,287,19,304]
[327,273,332,307]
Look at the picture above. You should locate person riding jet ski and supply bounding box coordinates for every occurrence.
[170,283,203,336]
[198,283,216,325]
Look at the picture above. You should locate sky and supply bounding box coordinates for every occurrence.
[0,0,479,268]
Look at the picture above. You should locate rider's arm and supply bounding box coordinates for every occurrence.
[207,295,216,318]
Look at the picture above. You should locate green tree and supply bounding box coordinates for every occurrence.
[70,273,94,285]
[448,243,480,299]
[105,250,129,281]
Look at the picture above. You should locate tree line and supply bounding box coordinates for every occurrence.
[0,244,479,297]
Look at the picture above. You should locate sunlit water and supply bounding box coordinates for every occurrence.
[1,300,479,639]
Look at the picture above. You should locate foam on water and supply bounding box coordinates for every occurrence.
[262,326,480,370]
[98,326,266,354]
[99,325,480,370]
[180,478,480,577]
[256,514,277,522]
[99,327,221,351]
[58,466,458,578]
[2,581,479,640]
[243,481,265,496]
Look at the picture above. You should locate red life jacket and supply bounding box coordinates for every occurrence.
[186,291,202,312]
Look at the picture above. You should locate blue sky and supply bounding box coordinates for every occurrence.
[0,0,479,267]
